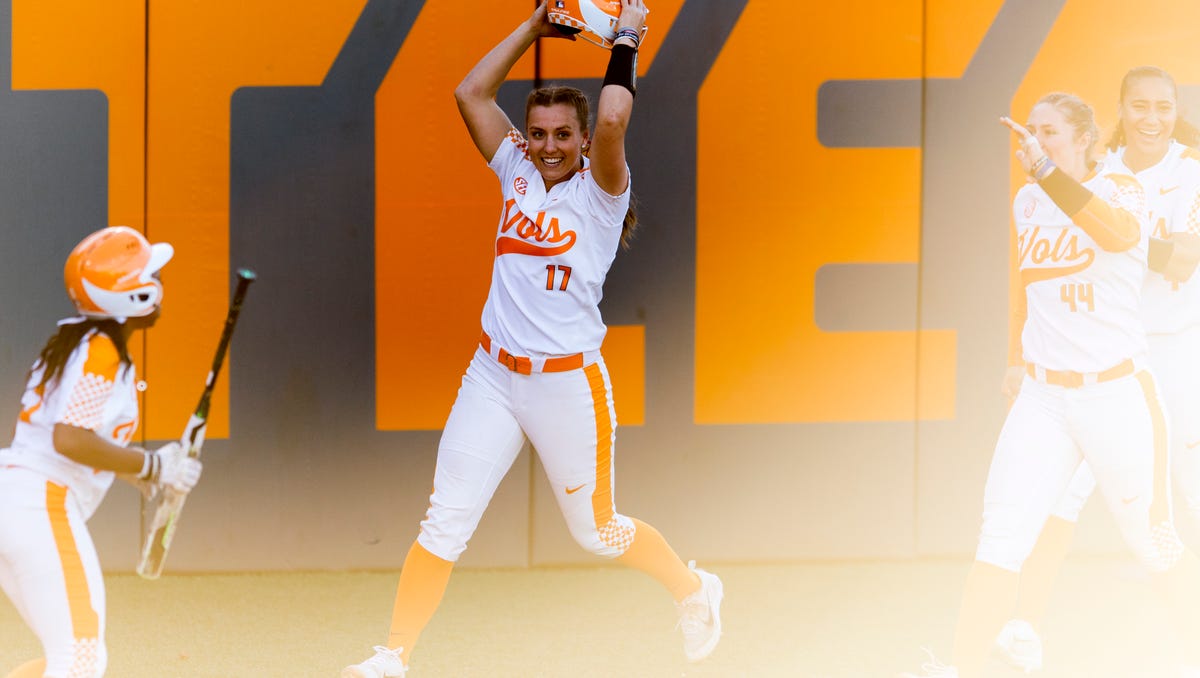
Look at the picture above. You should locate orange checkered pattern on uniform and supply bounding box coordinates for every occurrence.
[1151,520,1185,571]
[506,127,529,160]
[60,373,114,431]
[599,516,635,552]
[1186,192,1200,237]
[1111,179,1146,225]
[66,637,99,678]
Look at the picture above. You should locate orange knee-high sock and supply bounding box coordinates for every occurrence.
[386,540,454,663]
[4,658,45,678]
[1015,515,1076,630]
[951,561,1020,678]
[615,518,700,601]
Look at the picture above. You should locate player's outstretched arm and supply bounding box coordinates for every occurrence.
[591,0,647,196]
[53,423,147,475]
[52,423,200,492]
[1000,115,1140,252]
[455,1,572,162]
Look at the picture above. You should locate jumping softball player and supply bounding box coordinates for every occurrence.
[901,92,1199,678]
[342,2,721,676]
[995,66,1200,675]
[0,226,202,678]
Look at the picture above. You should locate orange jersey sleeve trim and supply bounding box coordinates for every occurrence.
[60,334,122,430]
[81,334,120,381]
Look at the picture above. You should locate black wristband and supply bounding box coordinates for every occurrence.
[603,44,637,97]
[1038,165,1092,216]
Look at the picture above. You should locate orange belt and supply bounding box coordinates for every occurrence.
[480,332,585,375]
[1025,358,1135,389]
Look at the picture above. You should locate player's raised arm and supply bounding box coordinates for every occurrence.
[1001,115,1141,252]
[590,0,647,196]
[454,1,573,163]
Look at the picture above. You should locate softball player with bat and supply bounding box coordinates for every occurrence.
[995,66,1200,675]
[342,2,721,676]
[901,92,1199,678]
[0,226,202,678]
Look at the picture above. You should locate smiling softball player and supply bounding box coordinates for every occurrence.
[342,2,722,676]
[902,92,1200,678]
[996,66,1200,675]
[0,226,201,678]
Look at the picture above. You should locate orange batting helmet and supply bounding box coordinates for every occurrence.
[64,226,174,320]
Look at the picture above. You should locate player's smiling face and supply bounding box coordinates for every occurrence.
[526,103,587,190]
[1119,75,1176,169]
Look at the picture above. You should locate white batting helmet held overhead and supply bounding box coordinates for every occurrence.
[64,226,174,321]
[548,0,647,50]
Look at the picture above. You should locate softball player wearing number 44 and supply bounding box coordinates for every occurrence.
[341,2,721,676]
[994,67,1200,676]
[0,227,201,678]
[901,93,1200,678]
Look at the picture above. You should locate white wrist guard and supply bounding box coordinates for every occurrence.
[137,451,161,482]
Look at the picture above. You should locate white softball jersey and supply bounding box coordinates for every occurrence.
[417,129,638,563]
[1108,142,1200,335]
[0,329,136,677]
[480,128,628,357]
[982,166,1184,575]
[1014,165,1148,373]
[0,329,139,520]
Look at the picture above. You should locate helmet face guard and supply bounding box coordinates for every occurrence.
[64,226,174,322]
[548,0,633,50]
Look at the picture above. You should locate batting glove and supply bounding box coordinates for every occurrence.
[138,442,203,493]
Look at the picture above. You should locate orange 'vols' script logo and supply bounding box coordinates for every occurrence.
[496,198,577,256]
[1017,225,1095,285]
[514,177,527,195]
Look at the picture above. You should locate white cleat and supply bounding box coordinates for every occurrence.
[675,561,723,662]
[896,647,960,677]
[341,645,407,678]
[994,619,1043,673]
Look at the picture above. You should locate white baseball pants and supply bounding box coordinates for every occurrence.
[417,346,636,562]
[1053,326,1200,533]
[0,466,107,677]
[977,368,1181,573]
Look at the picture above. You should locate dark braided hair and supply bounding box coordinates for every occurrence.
[31,319,130,391]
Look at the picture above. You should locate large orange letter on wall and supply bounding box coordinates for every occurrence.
[695,0,982,423]
[14,1,365,438]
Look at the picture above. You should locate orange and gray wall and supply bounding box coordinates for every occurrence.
[3,0,1199,571]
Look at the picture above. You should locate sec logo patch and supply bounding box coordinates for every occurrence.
[514,177,528,195]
